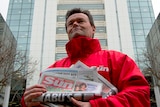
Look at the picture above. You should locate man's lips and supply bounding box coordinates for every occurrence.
[71,27,82,33]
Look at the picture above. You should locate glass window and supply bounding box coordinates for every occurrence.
[17,43,27,51]
[130,2,139,7]
[10,14,21,20]
[140,7,150,12]
[7,9,12,15]
[93,15,105,21]
[10,20,20,25]
[132,18,142,23]
[55,53,67,60]
[13,3,22,8]
[21,9,31,14]
[56,27,66,34]
[135,36,145,41]
[143,30,148,36]
[14,0,23,3]
[130,7,140,12]
[23,0,32,3]
[12,31,19,38]
[19,31,29,37]
[57,16,65,22]
[141,12,151,17]
[56,40,68,47]
[142,18,152,23]
[136,42,145,48]
[19,26,29,31]
[22,3,31,8]
[20,20,30,25]
[18,37,28,43]
[96,26,106,33]
[10,26,19,31]
[12,9,21,14]
[143,23,152,29]
[57,4,104,10]
[131,12,141,17]
[21,15,30,19]
[134,30,144,36]
[139,2,149,6]
[133,24,143,29]
[99,39,107,46]
[29,25,32,31]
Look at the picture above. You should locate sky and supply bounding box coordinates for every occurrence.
[0,0,160,20]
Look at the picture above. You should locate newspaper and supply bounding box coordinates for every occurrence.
[34,71,102,103]
[71,61,118,98]
[34,61,118,106]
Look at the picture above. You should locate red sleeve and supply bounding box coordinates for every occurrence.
[90,51,150,107]
[20,96,27,107]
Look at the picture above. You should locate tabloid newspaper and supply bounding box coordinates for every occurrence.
[33,61,118,107]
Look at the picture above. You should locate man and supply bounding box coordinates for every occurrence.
[21,8,150,107]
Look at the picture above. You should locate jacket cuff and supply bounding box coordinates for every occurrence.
[21,96,27,107]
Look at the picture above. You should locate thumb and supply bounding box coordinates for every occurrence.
[71,97,81,107]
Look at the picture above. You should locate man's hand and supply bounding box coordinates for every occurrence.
[23,84,47,107]
[71,97,91,107]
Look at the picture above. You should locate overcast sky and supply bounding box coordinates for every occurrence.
[0,0,160,20]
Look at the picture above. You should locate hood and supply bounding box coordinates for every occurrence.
[65,36,101,60]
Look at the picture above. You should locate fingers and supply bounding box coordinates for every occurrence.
[23,84,47,106]
[71,98,91,107]
[71,97,81,107]
[25,101,41,107]
[24,84,46,97]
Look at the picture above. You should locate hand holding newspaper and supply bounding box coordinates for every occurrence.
[33,61,118,106]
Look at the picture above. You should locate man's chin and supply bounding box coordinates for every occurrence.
[73,35,86,38]
[70,34,86,39]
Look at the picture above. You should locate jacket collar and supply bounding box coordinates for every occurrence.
[66,36,101,61]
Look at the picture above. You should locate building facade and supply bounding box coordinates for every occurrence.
[146,13,160,107]
[127,0,155,69]
[0,13,17,107]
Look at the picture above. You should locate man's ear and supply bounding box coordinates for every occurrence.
[92,26,96,38]
[92,26,96,32]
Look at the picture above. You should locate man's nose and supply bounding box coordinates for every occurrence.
[73,21,79,26]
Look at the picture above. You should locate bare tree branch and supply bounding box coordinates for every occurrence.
[0,39,37,106]
[141,44,160,87]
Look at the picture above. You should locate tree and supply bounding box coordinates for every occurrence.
[141,44,160,106]
[142,44,160,87]
[0,42,37,106]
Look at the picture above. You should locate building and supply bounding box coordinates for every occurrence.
[127,0,155,69]
[146,13,160,107]
[0,13,17,107]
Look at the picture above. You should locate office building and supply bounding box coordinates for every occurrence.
[146,13,160,107]
[127,0,155,69]
[0,13,17,107]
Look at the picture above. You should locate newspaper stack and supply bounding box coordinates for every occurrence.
[33,61,118,106]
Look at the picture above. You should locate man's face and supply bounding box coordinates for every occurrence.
[66,13,95,40]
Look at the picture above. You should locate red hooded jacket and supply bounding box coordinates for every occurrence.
[21,36,150,107]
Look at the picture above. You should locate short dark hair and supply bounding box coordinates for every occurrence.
[65,8,95,31]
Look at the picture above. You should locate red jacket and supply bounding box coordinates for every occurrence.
[21,36,150,107]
